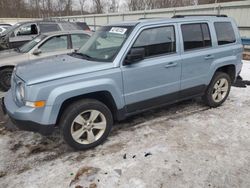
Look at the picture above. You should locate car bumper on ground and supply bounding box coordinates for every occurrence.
[1,92,55,135]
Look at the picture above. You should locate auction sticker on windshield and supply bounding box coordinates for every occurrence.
[109,27,127,34]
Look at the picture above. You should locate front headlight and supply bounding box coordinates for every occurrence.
[16,82,25,103]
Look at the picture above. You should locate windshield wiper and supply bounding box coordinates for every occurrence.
[71,52,94,60]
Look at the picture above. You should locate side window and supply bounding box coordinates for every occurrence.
[181,23,212,51]
[214,22,236,45]
[71,34,90,49]
[16,24,38,36]
[133,26,176,58]
[39,24,60,33]
[39,35,68,53]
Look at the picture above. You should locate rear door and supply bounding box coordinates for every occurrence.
[121,24,182,113]
[179,22,214,96]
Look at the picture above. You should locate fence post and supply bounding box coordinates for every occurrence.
[94,15,96,30]
[217,5,221,15]
[107,14,110,24]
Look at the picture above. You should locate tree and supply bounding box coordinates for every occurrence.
[79,0,86,15]
[92,0,104,13]
[109,0,119,12]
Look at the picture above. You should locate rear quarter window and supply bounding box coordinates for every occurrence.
[214,22,236,45]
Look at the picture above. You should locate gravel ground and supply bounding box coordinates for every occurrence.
[0,61,250,188]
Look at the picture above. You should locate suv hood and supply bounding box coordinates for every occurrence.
[16,54,114,85]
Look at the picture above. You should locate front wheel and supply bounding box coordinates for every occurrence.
[203,72,231,107]
[59,99,113,150]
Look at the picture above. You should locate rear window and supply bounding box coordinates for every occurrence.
[214,22,236,45]
[40,24,60,33]
[181,23,212,51]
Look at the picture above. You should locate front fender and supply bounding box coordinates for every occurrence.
[45,78,124,124]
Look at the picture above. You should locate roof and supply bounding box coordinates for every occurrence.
[16,20,79,25]
[107,15,233,27]
[42,30,92,37]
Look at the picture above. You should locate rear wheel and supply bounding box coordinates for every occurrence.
[0,68,13,91]
[59,99,113,150]
[203,72,231,107]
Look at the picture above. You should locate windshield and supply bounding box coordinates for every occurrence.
[19,35,46,53]
[77,25,134,62]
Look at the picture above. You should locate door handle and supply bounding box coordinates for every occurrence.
[204,55,214,60]
[164,62,177,68]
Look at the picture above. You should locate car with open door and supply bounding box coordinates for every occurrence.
[0,21,81,51]
[0,30,91,91]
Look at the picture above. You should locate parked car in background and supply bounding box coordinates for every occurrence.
[75,22,91,31]
[0,30,91,91]
[0,24,12,34]
[0,21,81,51]
[2,15,243,150]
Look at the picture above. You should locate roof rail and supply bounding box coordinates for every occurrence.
[172,14,228,18]
[138,17,164,20]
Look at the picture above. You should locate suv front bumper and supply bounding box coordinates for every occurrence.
[2,92,55,135]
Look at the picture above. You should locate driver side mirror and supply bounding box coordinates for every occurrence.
[124,47,145,65]
[33,48,42,55]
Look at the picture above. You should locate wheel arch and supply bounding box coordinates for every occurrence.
[214,64,236,82]
[0,65,15,71]
[56,91,122,125]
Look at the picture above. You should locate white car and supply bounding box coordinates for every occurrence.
[0,30,91,91]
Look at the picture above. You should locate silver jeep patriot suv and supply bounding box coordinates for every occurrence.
[1,15,243,150]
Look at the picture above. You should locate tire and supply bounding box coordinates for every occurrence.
[59,99,113,150]
[203,72,231,107]
[0,68,13,91]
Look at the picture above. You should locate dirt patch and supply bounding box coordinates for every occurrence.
[243,51,250,60]
[70,166,100,187]
[0,170,7,178]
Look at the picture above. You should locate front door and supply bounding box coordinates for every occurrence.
[121,25,182,113]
